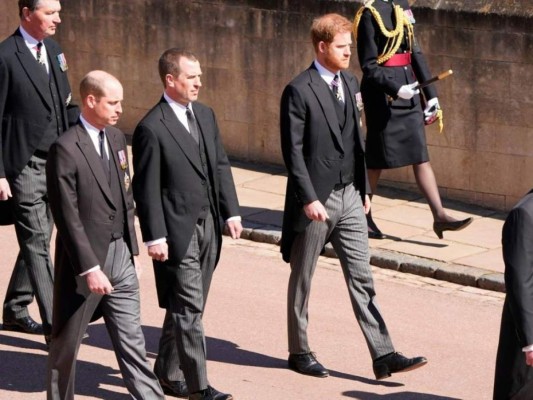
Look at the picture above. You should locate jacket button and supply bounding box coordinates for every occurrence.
[47,115,52,121]
[339,154,344,159]
[109,215,114,220]
[201,180,206,185]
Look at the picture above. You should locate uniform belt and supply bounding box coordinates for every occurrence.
[382,53,412,67]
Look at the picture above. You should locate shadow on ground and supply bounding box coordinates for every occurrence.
[343,390,461,399]
[0,333,129,398]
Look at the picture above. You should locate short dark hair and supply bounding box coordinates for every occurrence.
[18,0,42,18]
[158,48,198,86]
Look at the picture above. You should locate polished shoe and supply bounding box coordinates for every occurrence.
[373,352,427,380]
[159,377,188,398]
[2,316,43,335]
[188,385,233,400]
[433,217,473,239]
[288,352,329,378]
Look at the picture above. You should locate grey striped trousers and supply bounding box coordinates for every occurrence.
[3,155,54,334]
[287,183,395,360]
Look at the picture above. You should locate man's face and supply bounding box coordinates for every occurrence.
[89,81,123,129]
[165,57,202,106]
[319,31,352,72]
[22,0,62,40]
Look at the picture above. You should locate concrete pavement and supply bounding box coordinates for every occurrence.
[0,160,509,399]
[0,229,503,399]
[231,160,508,293]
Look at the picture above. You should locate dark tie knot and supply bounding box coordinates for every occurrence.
[186,108,200,144]
[331,75,343,102]
[99,131,106,159]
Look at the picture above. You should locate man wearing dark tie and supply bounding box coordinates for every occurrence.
[0,0,78,344]
[133,48,241,400]
[46,70,164,400]
[280,13,427,380]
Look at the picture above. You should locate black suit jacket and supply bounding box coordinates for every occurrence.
[0,29,78,182]
[46,123,139,335]
[279,64,370,262]
[494,190,533,400]
[132,98,240,308]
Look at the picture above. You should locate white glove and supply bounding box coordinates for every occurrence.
[397,82,420,100]
[424,97,440,125]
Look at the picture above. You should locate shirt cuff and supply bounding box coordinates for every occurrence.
[145,237,167,247]
[79,266,100,276]
[226,216,241,222]
[522,344,533,352]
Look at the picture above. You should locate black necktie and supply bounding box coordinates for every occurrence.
[186,108,200,144]
[35,42,47,72]
[99,130,110,179]
[331,74,343,102]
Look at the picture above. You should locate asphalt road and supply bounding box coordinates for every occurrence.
[0,225,503,399]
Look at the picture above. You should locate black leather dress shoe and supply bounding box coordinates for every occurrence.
[288,352,329,378]
[2,316,43,335]
[373,352,427,380]
[188,385,232,400]
[159,377,188,398]
[433,217,473,239]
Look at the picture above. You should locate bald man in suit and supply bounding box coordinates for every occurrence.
[46,70,163,400]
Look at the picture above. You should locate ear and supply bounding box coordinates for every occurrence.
[86,94,97,109]
[318,41,327,54]
[165,74,175,88]
[21,7,32,21]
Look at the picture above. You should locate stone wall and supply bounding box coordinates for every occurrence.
[1,0,532,210]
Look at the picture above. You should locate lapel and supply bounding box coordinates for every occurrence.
[159,100,205,177]
[75,123,115,207]
[13,30,52,111]
[307,64,344,152]
[45,38,68,121]
[341,71,366,149]
[107,127,127,203]
[193,104,217,173]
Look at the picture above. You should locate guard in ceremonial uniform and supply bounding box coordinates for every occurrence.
[354,0,472,239]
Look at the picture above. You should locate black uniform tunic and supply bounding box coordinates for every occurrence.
[356,0,437,169]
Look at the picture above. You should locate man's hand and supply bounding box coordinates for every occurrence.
[85,269,113,295]
[148,242,168,262]
[364,194,371,215]
[226,220,243,239]
[133,255,142,278]
[526,351,533,367]
[0,178,12,201]
[304,200,330,222]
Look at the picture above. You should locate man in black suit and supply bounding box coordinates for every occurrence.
[280,13,426,380]
[46,70,164,400]
[0,0,78,343]
[133,48,241,400]
[494,190,533,400]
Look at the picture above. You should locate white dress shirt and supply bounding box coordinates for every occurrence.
[19,25,49,74]
[314,59,344,103]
